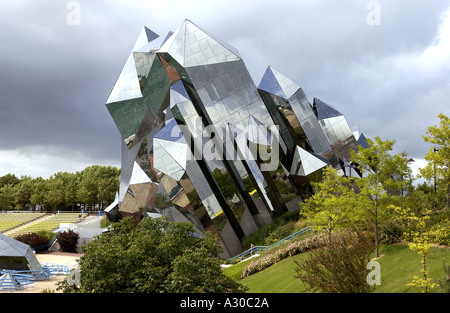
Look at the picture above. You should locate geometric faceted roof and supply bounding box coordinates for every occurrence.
[0,233,43,271]
[159,19,241,68]
[0,233,29,257]
[106,26,159,105]
[104,19,369,259]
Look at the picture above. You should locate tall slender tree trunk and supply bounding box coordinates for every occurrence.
[374,197,379,258]
[423,254,428,293]
[446,182,449,211]
[420,230,429,293]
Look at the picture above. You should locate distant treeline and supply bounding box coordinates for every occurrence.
[0,165,120,211]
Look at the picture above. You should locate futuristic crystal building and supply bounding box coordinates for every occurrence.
[104,20,368,258]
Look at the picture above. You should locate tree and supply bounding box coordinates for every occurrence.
[45,174,65,210]
[46,171,81,211]
[15,178,32,209]
[351,136,413,258]
[0,173,20,188]
[0,183,16,210]
[419,113,450,210]
[29,177,48,209]
[57,217,246,293]
[77,166,100,207]
[96,166,120,206]
[300,167,366,232]
[63,172,80,211]
[391,205,439,293]
[294,230,375,293]
[78,166,120,209]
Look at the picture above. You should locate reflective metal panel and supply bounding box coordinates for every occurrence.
[106,20,368,258]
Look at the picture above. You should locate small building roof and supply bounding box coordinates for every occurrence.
[0,233,43,271]
[0,233,29,257]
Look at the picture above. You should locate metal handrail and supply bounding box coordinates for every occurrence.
[1,269,52,280]
[41,262,70,275]
[228,226,313,264]
[0,276,33,291]
[0,263,70,291]
[0,269,53,291]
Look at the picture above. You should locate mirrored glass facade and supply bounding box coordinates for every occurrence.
[105,20,367,258]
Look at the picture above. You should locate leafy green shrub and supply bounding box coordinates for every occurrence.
[57,217,247,293]
[56,230,79,252]
[265,222,297,244]
[36,230,56,242]
[294,230,375,293]
[379,220,403,244]
[242,210,303,248]
[100,216,111,228]
[430,221,450,246]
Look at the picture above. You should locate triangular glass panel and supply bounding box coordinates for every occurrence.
[119,138,142,203]
[258,66,285,99]
[357,133,370,149]
[184,19,241,67]
[153,138,186,181]
[133,52,156,87]
[170,81,191,107]
[270,67,300,99]
[129,161,152,185]
[227,122,244,139]
[259,66,300,100]
[107,27,159,105]
[119,192,140,214]
[132,26,159,51]
[154,118,186,144]
[159,22,187,66]
[106,52,142,104]
[161,31,174,47]
[248,115,271,146]
[313,98,343,120]
[291,146,329,176]
[160,19,241,67]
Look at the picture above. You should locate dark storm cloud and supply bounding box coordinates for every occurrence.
[0,0,449,177]
[0,1,125,160]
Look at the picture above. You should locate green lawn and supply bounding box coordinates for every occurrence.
[373,244,450,293]
[223,244,450,293]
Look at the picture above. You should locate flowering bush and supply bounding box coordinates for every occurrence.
[240,233,327,279]
[429,219,450,246]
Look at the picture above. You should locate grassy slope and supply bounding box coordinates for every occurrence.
[223,244,450,293]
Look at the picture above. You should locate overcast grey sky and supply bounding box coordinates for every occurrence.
[0,0,449,179]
